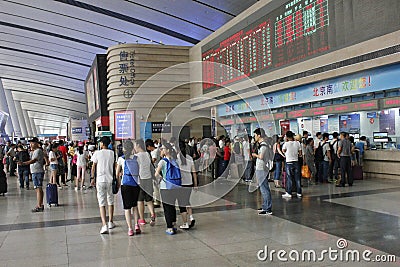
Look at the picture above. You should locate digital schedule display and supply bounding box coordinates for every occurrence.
[202,0,400,91]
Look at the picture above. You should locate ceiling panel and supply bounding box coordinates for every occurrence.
[0,0,258,135]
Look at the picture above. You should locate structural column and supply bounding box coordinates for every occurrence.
[4,89,21,137]
[22,110,33,137]
[14,101,28,137]
[30,117,37,137]
[0,81,14,137]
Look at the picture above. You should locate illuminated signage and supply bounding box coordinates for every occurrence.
[114,111,135,140]
[287,100,378,118]
[202,0,400,91]
[219,119,235,125]
[382,97,400,109]
[151,122,171,133]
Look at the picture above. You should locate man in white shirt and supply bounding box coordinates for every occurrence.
[91,136,116,234]
[282,131,302,198]
[242,135,252,182]
[252,128,272,215]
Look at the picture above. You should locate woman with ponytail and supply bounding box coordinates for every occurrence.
[177,141,198,229]
[155,142,182,235]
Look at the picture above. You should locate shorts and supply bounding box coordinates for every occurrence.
[96,182,114,207]
[32,172,44,188]
[50,164,58,171]
[121,185,140,209]
[138,179,154,202]
[179,185,193,207]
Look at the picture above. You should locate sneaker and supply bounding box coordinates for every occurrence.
[82,185,86,190]
[31,206,44,213]
[150,215,156,226]
[108,221,115,229]
[165,228,175,235]
[257,208,264,211]
[189,219,195,228]
[128,229,134,236]
[138,219,146,225]
[282,192,292,198]
[297,193,302,198]
[100,225,108,234]
[74,187,78,191]
[179,223,189,230]
[258,210,273,215]
[135,224,141,234]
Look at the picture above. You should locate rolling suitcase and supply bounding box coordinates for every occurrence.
[46,184,59,206]
[352,165,363,180]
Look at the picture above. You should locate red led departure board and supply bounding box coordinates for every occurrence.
[202,0,400,91]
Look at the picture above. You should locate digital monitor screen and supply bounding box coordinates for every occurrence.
[201,0,400,91]
[349,133,360,143]
[373,132,389,143]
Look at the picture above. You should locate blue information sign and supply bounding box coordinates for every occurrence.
[114,111,135,140]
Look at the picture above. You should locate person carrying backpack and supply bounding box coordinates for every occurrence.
[116,140,141,236]
[155,142,183,235]
[252,128,273,215]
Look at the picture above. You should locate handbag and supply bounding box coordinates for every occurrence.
[112,176,119,194]
[301,165,311,179]
[112,151,118,194]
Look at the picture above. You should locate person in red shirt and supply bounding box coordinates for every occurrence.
[221,140,231,178]
[57,140,68,186]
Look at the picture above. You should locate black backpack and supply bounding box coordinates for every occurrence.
[315,142,328,161]
[329,140,338,159]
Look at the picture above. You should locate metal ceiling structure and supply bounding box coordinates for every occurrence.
[0,0,258,136]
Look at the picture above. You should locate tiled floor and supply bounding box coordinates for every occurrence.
[0,171,400,266]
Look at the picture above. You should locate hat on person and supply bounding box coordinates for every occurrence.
[78,142,84,146]
[29,137,40,143]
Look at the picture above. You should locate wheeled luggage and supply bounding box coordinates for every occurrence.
[352,165,363,180]
[46,183,58,206]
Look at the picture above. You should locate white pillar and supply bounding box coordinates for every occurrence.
[4,89,22,137]
[36,125,41,135]
[22,110,33,137]
[14,101,28,137]
[0,81,14,136]
[30,117,37,137]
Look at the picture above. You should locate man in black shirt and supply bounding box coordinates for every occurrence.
[15,145,31,189]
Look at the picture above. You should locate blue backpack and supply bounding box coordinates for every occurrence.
[162,158,182,189]
[122,155,139,187]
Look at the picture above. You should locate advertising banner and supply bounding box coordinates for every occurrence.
[114,111,135,140]
[70,119,88,141]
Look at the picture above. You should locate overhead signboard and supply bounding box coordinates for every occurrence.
[151,122,171,133]
[287,100,378,119]
[382,97,400,109]
[202,0,400,91]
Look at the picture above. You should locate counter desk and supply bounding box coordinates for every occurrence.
[363,150,400,180]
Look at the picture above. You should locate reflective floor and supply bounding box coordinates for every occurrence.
[0,170,400,266]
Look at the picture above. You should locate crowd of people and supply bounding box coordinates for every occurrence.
[0,128,367,234]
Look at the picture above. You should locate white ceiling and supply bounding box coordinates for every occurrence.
[0,0,258,132]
